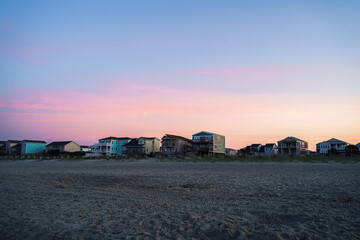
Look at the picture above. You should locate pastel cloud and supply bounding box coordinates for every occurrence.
[1,83,359,149]
[113,60,360,96]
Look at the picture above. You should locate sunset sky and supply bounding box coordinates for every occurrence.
[1,1,360,150]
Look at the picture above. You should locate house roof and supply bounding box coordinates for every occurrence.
[10,143,21,149]
[7,140,21,143]
[162,134,190,141]
[47,141,73,147]
[250,144,261,148]
[278,136,307,143]
[80,145,89,148]
[226,148,236,151]
[139,137,160,141]
[264,143,276,147]
[23,140,46,144]
[316,138,348,145]
[99,137,131,141]
[192,131,224,137]
[123,138,144,147]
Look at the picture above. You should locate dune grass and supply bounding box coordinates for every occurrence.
[156,155,360,163]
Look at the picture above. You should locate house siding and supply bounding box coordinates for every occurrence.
[316,139,348,154]
[64,142,80,152]
[278,137,308,156]
[192,132,225,155]
[213,134,225,154]
[21,142,46,155]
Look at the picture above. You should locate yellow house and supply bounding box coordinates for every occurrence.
[46,141,81,153]
[123,137,160,155]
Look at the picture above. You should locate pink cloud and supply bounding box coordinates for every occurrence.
[1,85,360,150]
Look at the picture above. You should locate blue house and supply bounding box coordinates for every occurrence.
[21,140,47,155]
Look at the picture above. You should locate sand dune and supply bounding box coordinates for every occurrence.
[0,160,359,239]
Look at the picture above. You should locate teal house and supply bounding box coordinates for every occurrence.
[21,140,47,155]
[95,137,131,156]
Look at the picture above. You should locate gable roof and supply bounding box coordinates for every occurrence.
[23,140,46,144]
[47,141,74,147]
[250,144,261,148]
[162,134,190,141]
[278,136,307,143]
[226,148,236,151]
[192,131,224,137]
[10,143,21,149]
[123,138,145,147]
[316,138,348,145]
[139,137,160,141]
[7,140,21,143]
[99,137,131,141]
[265,143,276,147]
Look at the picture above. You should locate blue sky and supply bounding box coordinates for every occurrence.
[0,1,359,148]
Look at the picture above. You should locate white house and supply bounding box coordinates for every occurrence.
[316,138,349,154]
[264,143,278,156]
[80,145,91,152]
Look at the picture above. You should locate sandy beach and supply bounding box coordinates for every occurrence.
[0,160,359,239]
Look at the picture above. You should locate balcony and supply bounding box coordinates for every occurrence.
[193,139,213,143]
[99,142,111,147]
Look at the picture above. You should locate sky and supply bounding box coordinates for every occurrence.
[0,0,360,150]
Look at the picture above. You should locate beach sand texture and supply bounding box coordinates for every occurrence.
[0,160,359,239]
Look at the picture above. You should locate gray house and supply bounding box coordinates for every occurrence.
[278,137,308,156]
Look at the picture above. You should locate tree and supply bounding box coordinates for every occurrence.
[345,145,359,156]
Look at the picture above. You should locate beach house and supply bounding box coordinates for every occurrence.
[357,143,360,150]
[123,137,160,155]
[316,138,349,154]
[21,140,47,155]
[264,143,278,156]
[46,141,81,153]
[0,141,6,155]
[192,131,225,156]
[225,148,237,156]
[80,145,91,152]
[250,144,262,156]
[6,140,21,155]
[160,134,192,154]
[278,137,308,156]
[92,137,132,156]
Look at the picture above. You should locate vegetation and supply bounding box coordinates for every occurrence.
[1,154,360,163]
[157,155,360,163]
